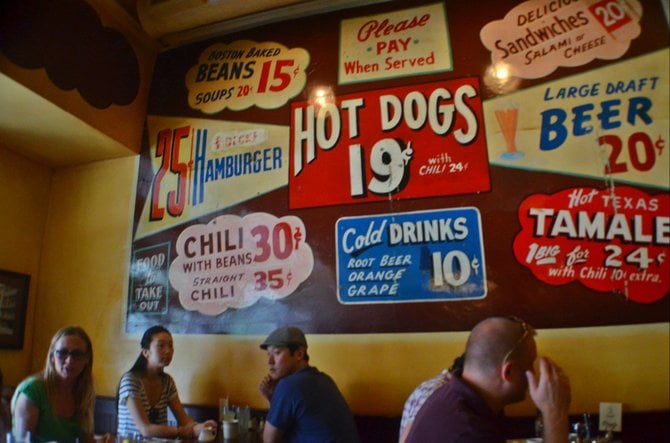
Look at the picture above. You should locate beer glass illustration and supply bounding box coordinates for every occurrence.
[494,103,524,160]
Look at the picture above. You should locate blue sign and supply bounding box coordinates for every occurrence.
[335,207,487,304]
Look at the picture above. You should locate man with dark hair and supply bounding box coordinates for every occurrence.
[406,317,571,443]
[258,326,360,443]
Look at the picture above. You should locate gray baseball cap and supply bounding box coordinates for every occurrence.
[260,326,307,350]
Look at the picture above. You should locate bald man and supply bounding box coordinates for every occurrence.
[405,317,571,443]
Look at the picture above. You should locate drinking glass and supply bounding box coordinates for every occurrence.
[237,406,250,434]
[494,102,524,160]
[218,397,229,422]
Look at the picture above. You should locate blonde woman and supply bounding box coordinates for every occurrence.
[11,326,96,443]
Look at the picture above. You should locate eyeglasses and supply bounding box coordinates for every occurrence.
[501,316,531,365]
[54,349,89,362]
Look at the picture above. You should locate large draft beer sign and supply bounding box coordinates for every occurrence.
[127,0,669,334]
[484,49,668,189]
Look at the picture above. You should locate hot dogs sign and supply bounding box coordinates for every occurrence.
[289,77,490,208]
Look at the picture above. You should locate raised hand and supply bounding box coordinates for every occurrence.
[526,357,571,443]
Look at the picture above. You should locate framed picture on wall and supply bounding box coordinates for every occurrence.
[0,269,30,349]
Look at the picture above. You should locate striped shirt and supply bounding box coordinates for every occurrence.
[117,371,177,437]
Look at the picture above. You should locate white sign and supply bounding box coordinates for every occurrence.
[599,402,623,432]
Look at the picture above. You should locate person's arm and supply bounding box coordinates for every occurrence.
[167,393,216,437]
[11,392,39,439]
[124,396,185,438]
[526,357,571,443]
[262,420,284,443]
[398,418,414,443]
[260,376,285,443]
[82,432,113,443]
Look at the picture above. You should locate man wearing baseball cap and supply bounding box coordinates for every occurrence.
[258,326,360,443]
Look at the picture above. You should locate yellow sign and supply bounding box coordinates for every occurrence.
[185,40,309,113]
[135,115,289,239]
[485,49,669,189]
[339,3,452,84]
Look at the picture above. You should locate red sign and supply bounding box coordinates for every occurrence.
[514,186,669,303]
[588,0,633,34]
[289,78,490,208]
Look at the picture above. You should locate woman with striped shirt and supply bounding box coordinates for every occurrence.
[116,325,215,439]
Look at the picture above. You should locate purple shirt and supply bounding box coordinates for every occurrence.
[405,375,507,443]
[399,369,451,438]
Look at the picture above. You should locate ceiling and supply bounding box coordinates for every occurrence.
[0,73,133,169]
[0,0,390,169]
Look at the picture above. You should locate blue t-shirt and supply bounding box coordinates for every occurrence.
[267,366,360,443]
[12,377,82,443]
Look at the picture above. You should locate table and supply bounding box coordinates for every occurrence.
[113,430,262,443]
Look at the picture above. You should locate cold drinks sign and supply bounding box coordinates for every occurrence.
[336,207,487,303]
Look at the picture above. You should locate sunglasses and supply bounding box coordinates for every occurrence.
[501,316,531,365]
[54,348,89,362]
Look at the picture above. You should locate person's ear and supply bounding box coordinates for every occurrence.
[501,361,514,382]
[296,347,306,361]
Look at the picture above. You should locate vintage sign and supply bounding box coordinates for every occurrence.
[481,0,642,79]
[290,77,490,209]
[336,208,487,304]
[513,186,669,303]
[129,212,314,318]
[136,116,289,239]
[164,213,314,315]
[339,2,453,84]
[485,48,669,189]
[126,0,669,335]
[129,243,171,315]
[185,40,309,113]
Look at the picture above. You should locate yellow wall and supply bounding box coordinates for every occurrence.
[0,147,51,383]
[1,148,668,418]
